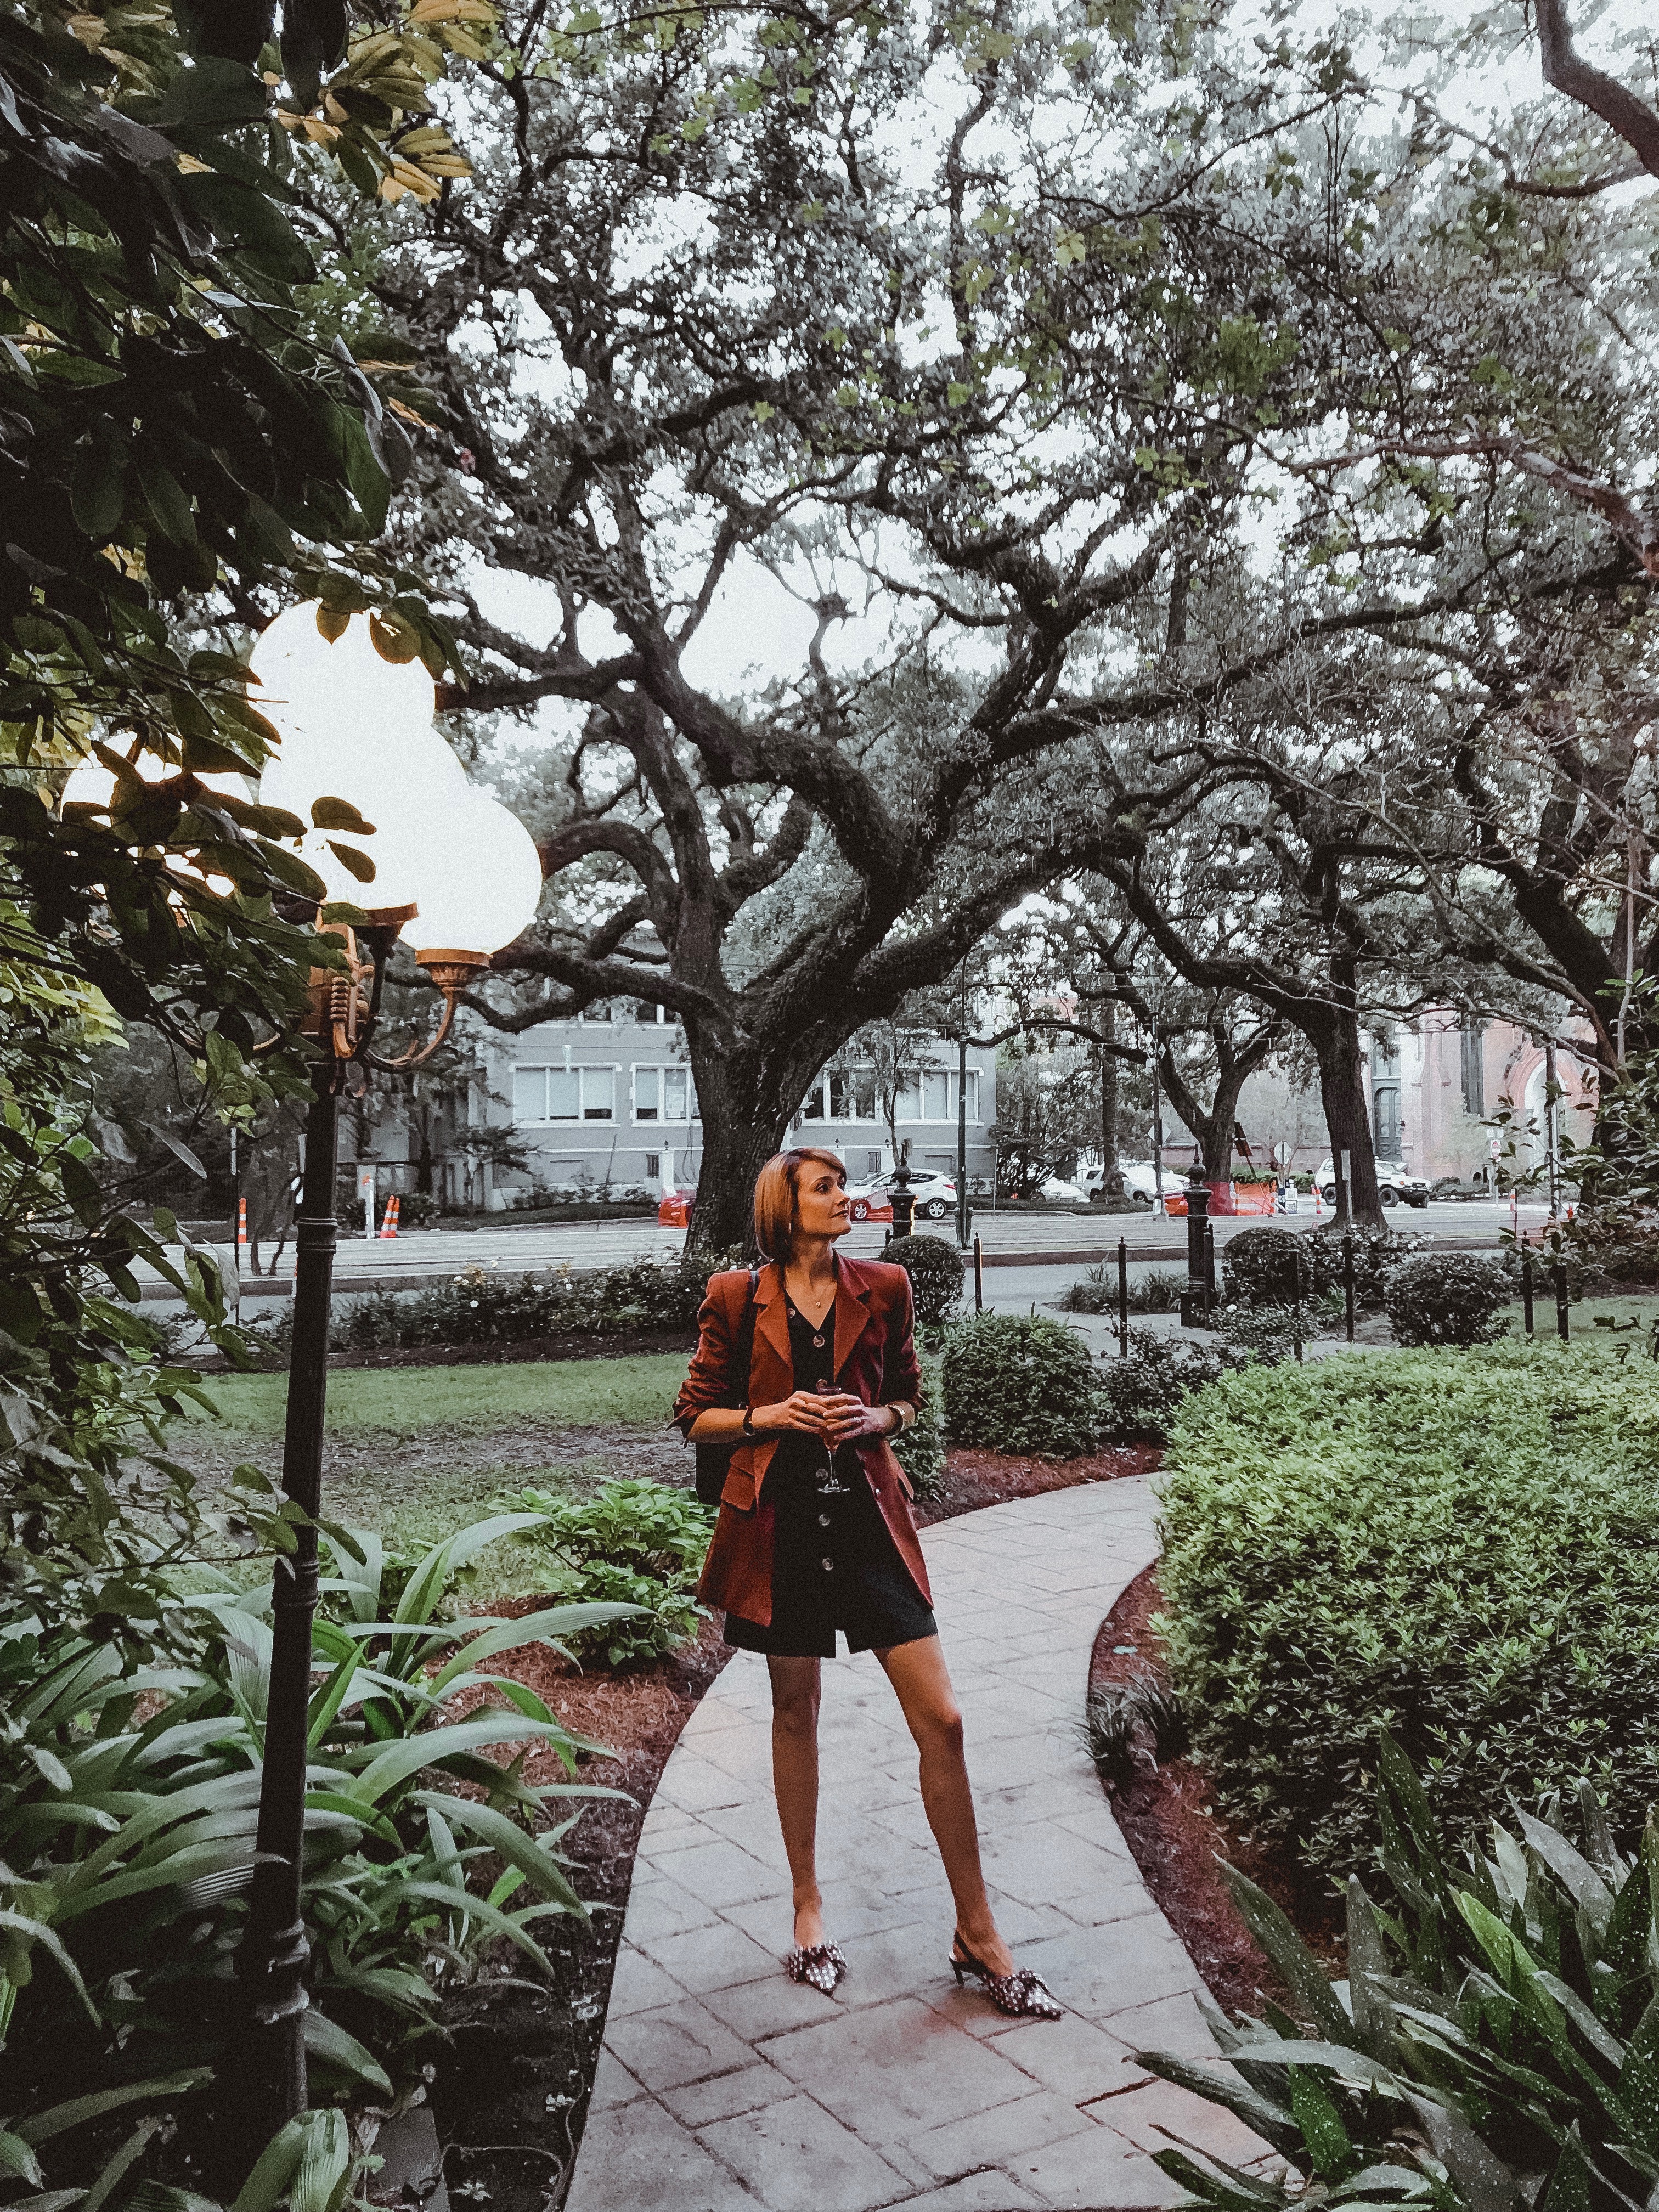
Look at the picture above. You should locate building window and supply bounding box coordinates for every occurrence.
[1460,1025,1485,1117]
[921,1070,949,1120]
[644,1152,660,1180]
[634,1065,695,1122]
[513,1065,614,1122]
[960,1068,980,1123]
[894,1073,923,1121]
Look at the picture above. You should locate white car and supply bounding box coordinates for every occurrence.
[1314,1157,1431,1210]
[843,1168,958,1223]
[1113,1160,1188,1203]
[1040,1176,1086,1201]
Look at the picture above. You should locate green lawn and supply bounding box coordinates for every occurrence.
[177,1352,691,1579]
[188,1352,687,1436]
[1503,1291,1659,1343]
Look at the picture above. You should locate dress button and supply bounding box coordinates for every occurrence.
[821,1556,834,1573]
[817,1512,831,1528]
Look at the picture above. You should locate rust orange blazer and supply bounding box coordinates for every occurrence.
[672,1255,929,1629]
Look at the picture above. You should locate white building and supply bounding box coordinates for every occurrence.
[465,1006,998,1203]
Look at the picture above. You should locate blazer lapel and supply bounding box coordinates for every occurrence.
[752,1263,792,1400]
[832,1255,871,1385]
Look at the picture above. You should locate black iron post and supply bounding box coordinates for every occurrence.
[1202,1220,1216,1326]
[1116,1235,1129,1356]
[890,1148,916,1239]
[1521,1247,1534,1336]
[1554,1259,1570,1341]
[972,1232,984,1312]
[956,966,970,1250]
[1292,1244,1304,1363]
[1180,1166,1210,1327]
[1342,1233,1356,1344]
[239,1065,341,2136]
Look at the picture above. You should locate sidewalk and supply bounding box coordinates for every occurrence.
[564,1480,1269,2212]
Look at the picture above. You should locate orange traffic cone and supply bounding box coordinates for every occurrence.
[236,1195,249,1271]
[379,1194,400,1239]
[1313,1181,1323,1218]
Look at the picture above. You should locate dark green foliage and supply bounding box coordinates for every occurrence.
[1097,1327,1250,1443]
[941,1313,1100,1459]
[1083,1678,1190,1791]
[1383,1250,1511,1346]
[1145,1739,1659,2212]
[1221,1223,1429,1311]
[1060,1263,1187,1314]
[1157,1346,1659,1881]
[326,1253,721,1352]
[1216,1300,1318,1364]
[884,1233,964,1325]
[513,1479,714,1666]
[893,1352,946,1500]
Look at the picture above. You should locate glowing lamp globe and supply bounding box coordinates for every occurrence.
[249,607,463,832]
[403,789,544,963]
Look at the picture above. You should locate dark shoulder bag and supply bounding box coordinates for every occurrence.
[694,1265,761,1508]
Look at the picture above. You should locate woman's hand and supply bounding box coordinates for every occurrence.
[752,1391,850,1437]
[819,1397,901,1445]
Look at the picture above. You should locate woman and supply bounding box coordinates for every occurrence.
[674,1146,1060,2018]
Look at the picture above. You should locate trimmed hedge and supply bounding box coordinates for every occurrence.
[893,1350,946,1498]
[1221,1222,1429,1311]
[1383,1250,1510,1346]
[884,1233,964,1327]
[942,1312,1099,1458]
[1156,1344,1659,1879]
[1098,1327,1249,1443]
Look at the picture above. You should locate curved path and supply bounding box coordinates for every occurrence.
[565,1479,1268,2212]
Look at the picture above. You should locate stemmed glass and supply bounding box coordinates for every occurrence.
[814,1376,850,1496]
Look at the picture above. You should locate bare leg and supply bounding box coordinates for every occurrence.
[877,1636,1014,1975]
[767,1655,826,1949]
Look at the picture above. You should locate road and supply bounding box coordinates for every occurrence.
[143,1197,1548,1302]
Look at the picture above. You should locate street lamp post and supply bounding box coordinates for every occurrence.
[235,608,543,2143]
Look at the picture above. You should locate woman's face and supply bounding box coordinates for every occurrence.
[794,1162,850,1243]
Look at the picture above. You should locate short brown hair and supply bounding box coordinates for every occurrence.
[752,1147,845,1264]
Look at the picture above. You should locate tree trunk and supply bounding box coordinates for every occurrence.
[684,1049,800,1260]
[1304,995,1384,1228]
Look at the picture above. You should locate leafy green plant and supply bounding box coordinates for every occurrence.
[1060,1263,1188,1315]
[1157,1345,1659,1880]
[0,1510,638,2157]
[883,1234,964,1327]
[1082,1678,1190,1792]
[1143,1735,1659,2212]
[941,1313,1100,1459]
[1383,1250,1511,1346]
[893,1353,946,1501]
[512,1480,713,1666]
[1098,1327,1249,1443]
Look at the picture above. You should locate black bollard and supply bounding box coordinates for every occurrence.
[1554,1259,1570,1341]
[1521,1247,1534,1336]
[1116,1236,1129,1356]
[973,1233,984,1313]
[1342,1232,1356,1344]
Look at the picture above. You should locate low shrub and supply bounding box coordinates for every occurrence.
[1098,1326,1250,1443]
[1221,1222,1429,1310]
[941,1312,1099,1458]
[893,1351,946,1499]
[1559,1206,1659,1289]
[884,1233,964,1326]
[1151,1739,1659,2212]
[1059,1262,1187,1315]
[1157,1344,1659,1880]
[1383,1249,1511,1346]
[514,1477,714,1665]
[324,1250,733,1355]
[1216,1300,1314,1364]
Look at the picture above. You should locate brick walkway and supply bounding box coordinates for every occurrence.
[564,1479,1267,2212]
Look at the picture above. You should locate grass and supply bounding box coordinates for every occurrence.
[187,1352,687,1437]
[1503,1291,1659,1345]
[176,1352,692,1588]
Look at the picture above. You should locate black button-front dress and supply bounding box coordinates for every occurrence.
[723,1293,938,1660]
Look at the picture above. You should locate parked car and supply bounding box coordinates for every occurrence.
[1039,1176,1086,1201]
[844,1167,958,1223]
[1314,1157,1431,1209]
[1112,1160,1188,1204]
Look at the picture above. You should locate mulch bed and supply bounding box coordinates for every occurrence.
[1088,1565,1344,2021]
[432,1442,1154,2212]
